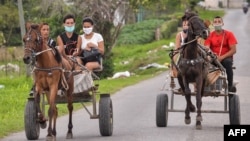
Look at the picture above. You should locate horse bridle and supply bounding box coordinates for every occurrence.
[24,28,53,65]
[188,16,208,38]
[24,28,43,51]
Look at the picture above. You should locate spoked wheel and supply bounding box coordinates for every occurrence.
[24,98,40,140]
[99,94,113,136]
[156,93,168,127]
[229,94,241,125]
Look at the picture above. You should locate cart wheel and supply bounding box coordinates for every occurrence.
[156,93,168,127]
[24,98,40,140]
[99,94,113,136]
[229,94,241,125]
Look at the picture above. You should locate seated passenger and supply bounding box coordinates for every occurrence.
[204,16,237,92]
[57,14,81,58]
[79,17,104,71]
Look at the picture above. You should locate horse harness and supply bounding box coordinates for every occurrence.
[169,14,210,75]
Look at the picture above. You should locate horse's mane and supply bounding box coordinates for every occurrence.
[53,47,62,63]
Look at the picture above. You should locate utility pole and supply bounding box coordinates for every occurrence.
[17,0,25,46]
[18,0,31,76]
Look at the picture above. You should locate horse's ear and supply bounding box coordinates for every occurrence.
[203,20,211,28]
[25,22,32,31]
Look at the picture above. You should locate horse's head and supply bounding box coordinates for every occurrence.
[23,22,43,65]
[185,12,209,40]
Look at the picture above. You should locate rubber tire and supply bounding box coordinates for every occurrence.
[156,94,168,127]
[24,99,40,140]
[229,94,241,125]
[99,94,113,136]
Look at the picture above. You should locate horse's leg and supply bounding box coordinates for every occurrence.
[66,79,74,139]
[195,77,203,130]
[46,87,58,140]
[52,106,58,136]
[35,87,46,123]
[178,76,195,112]
[182,77,192,124]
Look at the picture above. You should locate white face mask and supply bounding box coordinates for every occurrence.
[83,27,93,35]
[213,24,223,31]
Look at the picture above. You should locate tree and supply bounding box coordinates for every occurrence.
[17,0,25,46]
[0,1,19,46]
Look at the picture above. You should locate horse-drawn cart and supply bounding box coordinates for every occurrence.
[155,12,240,129]
[24,64,113,140]
[156,62,240,127]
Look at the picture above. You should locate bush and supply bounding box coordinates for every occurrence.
[117,19,164,45]
[160,19,178,39]
[98,56,114,78]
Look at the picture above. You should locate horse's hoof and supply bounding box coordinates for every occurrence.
[66,133,73,139]
[46,135,56,141]
[185,118,191,124]
[196,116,203,121]
[40,122,47,129]
[196,124,202,130]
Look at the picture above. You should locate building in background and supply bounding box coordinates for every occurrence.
[205,0,246,8]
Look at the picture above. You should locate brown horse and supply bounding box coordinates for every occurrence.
[176,12,209,129]
[23,23,74,140]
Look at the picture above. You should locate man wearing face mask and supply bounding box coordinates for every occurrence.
[80,17,104,71]
[205,16,237,92]
[57,14,81,57]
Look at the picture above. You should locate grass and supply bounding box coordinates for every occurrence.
[199,10,225,20]
[112,39,172,73]
[0,76,32,137]
[0,9,225,139]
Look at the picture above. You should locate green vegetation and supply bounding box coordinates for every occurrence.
[0,76,32,137]
[198,10,225,20]
[116,19,165,45]
[113,39,171,74]
[0,9,225,139]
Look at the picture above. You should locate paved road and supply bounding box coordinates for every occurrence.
[1,9,250,141]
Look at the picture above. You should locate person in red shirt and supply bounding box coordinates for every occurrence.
[205,16,237,92]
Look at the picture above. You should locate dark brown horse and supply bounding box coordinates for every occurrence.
[177,12,209,129]
[23,23,74,140]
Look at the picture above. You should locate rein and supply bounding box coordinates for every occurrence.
[169,36,202,75]
[35,48,53,56]
[26,47,63,73]
[169,36,198,57]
